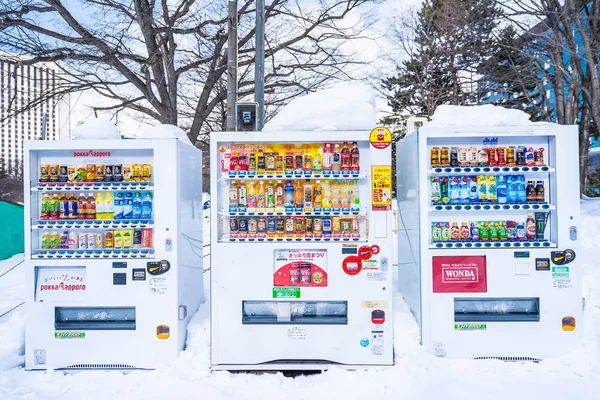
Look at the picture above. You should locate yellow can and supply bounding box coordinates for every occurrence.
[142,164,152,182]
[132,164,142,181]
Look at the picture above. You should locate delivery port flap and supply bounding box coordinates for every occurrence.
[55,307,136,330]
[242,301,348,325]
[454,297,540,322]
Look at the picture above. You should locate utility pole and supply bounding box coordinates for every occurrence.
[226,0,238,131]
[255,0,265,130]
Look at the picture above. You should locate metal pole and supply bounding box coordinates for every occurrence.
[255,0,265,130]
[226,0,238,131]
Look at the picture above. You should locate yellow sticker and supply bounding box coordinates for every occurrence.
[361,300,388,309]
[369,126,392,150]
[372,165,392,211]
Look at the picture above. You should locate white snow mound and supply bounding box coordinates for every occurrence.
[72,118,121,140]
[263,82,376,131]
[138,124,193,145]
[429,105,534,127]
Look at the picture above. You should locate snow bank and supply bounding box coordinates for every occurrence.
[138,124,193,146]
[72,118,121,140]
[263,82,376,131]
[428,105,534,127]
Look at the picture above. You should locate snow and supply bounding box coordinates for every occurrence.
[72,118,121,140]
[1,204,600,399]
[428,105,535,127]
[263,82,376,132]
[138,124,193,146]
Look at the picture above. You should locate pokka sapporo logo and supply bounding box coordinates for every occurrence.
[39,282,86,291]
[73,150,112,158]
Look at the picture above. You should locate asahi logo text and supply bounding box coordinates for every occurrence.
[73,150,111,157]
[40,282,86,291]
[482,137,499,145]
[442,267,478,283]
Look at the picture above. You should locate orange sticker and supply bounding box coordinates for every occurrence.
[219,145,227,153]
[369,126,392,150]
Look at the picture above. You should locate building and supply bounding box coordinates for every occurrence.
[0,56,71,175]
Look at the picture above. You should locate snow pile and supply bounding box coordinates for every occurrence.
[428,105,534,127]
[138,124,193,146]
[72,118,121,140]
[263,82,376,132]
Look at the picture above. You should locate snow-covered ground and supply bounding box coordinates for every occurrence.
[0,200,599,399]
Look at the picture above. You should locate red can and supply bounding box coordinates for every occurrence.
[142,228,153,248]
[238,154,248,171]
[486,148,497,166]
[300,263,312,285]
[229,155,239,172]
[496,147,506,166]
[290,263,301,285]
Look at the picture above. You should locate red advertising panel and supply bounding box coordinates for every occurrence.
[432,256,487,293]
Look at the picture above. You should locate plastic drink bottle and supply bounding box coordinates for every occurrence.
[141,192,153,219]
[132,192,142,219]
[284,180,294,207]
[95,192,105,220]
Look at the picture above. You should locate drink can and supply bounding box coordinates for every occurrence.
[450,147,458,167]
[275,153,283,172]
[276,217,285,235]
[534,148,545,166]
[67,232,78,249]
[506,146,516,166]
[285,217,295,236]
[142,164,152,181]
[257,217,267,233]
[78,233,89,249]
[95,164,105,182]
[313,218,323,234]
[59,166,68,182]
[142,228,153,248]
[104,165,113,182]
[294,153,303,171]
[248,218,257,234]
[113,165,123,182]
[332,216,341,233]
[88,233,97,249]
[430,147,440,167]
[230,217,239,234]
[229,155,239,172]
[294,217,305,235]
[351,218,359,234]
[238,154,248,171]
[105,230,114,248]
[486,148,497,166]
[496,147,506,166]
[239,218,248,235]
[341,219,351,233]
[247,153,256,173]
[132,164,142,181]
[123,164,133,181]
[300,263,312,285]
[305,217,313,233]
[95,233,104,249]
[133,228,142,249]
[67,165,77,182]
[431,222,441,242]
[40,165,50,182]
[267,216,276,234]
[48,165,59,182]
[290,263,301,285]
[440,147,450,167]
[516,146,526,165]
[285,153,294,172]
[441,222,450,241]
[86,164,96,182]
[323,218,332,235]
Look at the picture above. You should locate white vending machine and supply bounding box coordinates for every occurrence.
[24,138,204,370]
[396,125,582,360]
[210,130,394,370]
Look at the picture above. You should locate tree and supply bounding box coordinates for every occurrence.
[489,0,600,193]
[382,0,501,118]
[0,0,379,146]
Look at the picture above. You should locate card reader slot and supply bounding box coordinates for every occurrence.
[242,301,348,325]
[55,306,136,330]
[454,297,540,322]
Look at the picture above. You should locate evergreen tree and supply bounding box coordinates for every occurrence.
[479,25,550,122]
[383,0,501,118]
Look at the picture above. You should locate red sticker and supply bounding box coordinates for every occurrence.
[358,245,372,260]
[371,245,380,255]
[342,255,362,276]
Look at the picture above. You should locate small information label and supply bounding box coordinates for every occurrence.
[55,331,85,339]
[361,300,388,309]
[272,287,301,298]
[286,327,307,340]
[454,323,487,331]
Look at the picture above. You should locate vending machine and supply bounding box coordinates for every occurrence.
[210,130,394,370]
[24,138,204,370]
[396,125,582,360]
